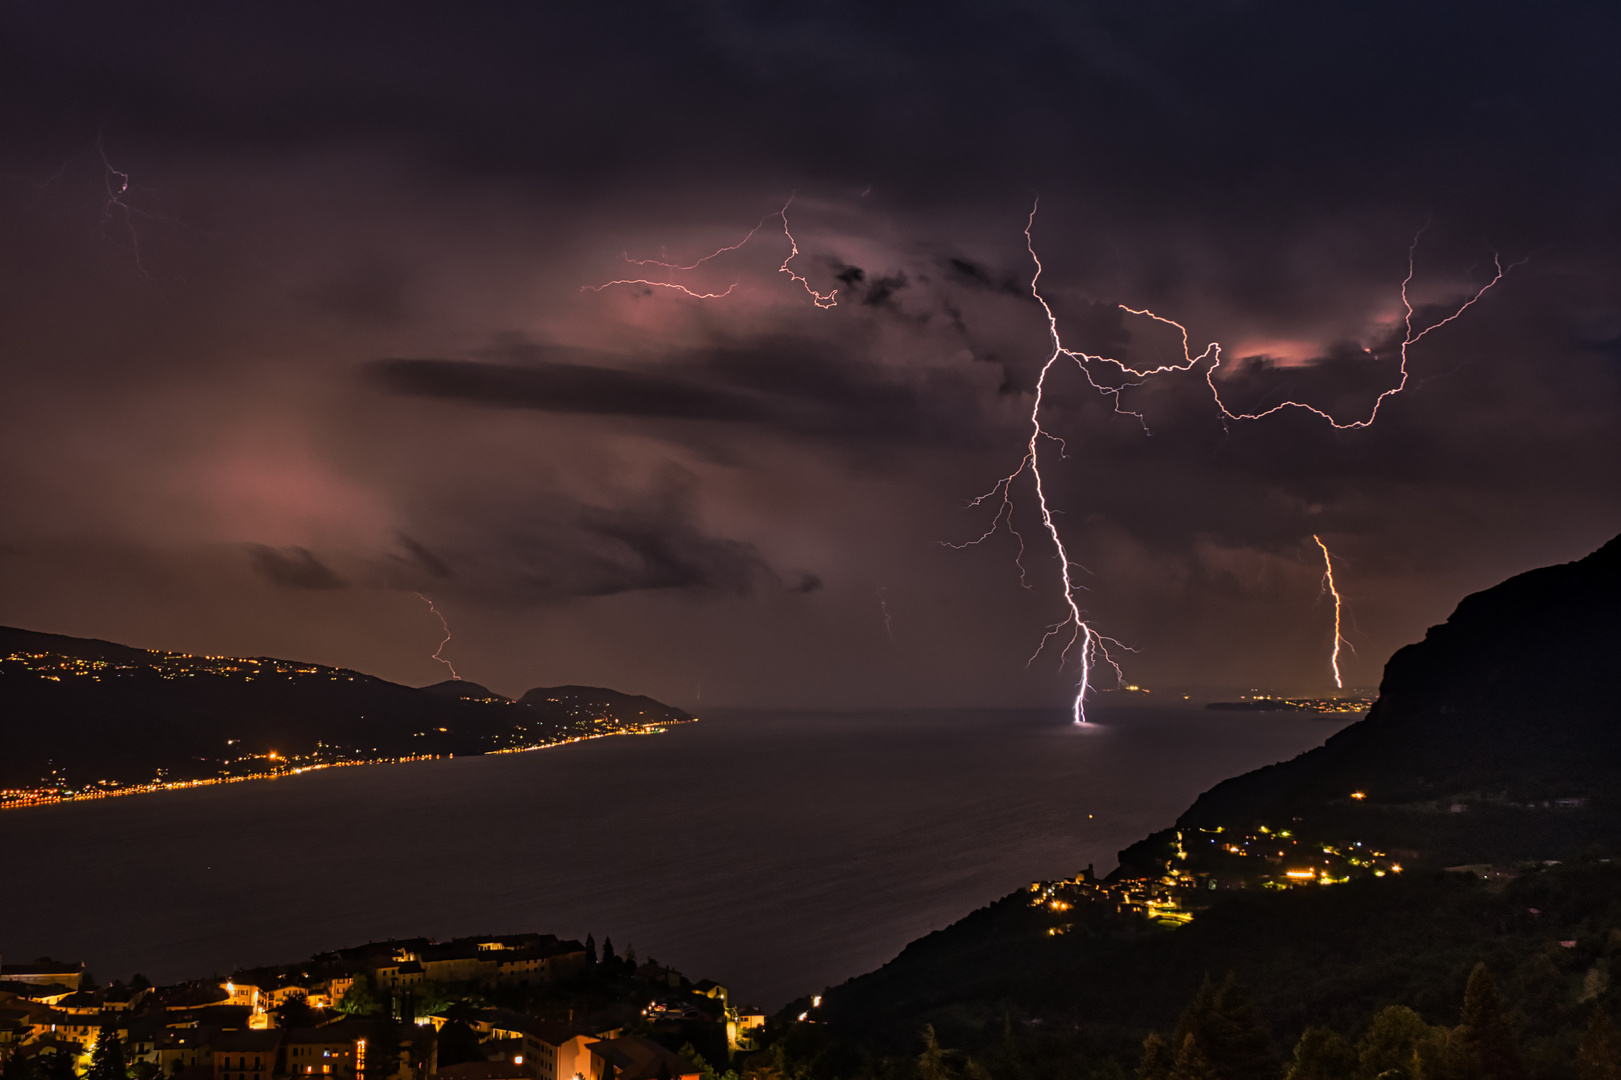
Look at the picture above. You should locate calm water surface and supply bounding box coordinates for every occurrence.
[0,705,1349,1007]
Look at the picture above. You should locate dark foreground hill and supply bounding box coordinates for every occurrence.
[797,535,1621,1080]
[0,625,693,797]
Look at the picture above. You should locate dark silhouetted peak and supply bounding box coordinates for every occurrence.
[421,680,508,702]
[1158,534,1621,867]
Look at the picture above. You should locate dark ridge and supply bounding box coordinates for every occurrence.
[0,626,693,794]
[421,679,510,702]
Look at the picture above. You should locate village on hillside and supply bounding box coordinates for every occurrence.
[0,933,766,1080]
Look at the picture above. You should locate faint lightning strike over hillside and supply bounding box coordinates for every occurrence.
[1313,535,1349,689]
[416,593,460,680]
[958,201,1509,724]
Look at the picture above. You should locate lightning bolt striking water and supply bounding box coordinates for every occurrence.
[415,593,460,681]
[959,201,1509,724]
[1312,535,1348,689]
[583,195,836,307]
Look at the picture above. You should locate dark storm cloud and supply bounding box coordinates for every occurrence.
[470,477,811,603]
[943,258,1025,298]
[1,0,1618,704]
[393,534,453,580]
[365,338,1004,448]
[366,355,767,423]
[4,2,1616,233]
[246,546,345,590]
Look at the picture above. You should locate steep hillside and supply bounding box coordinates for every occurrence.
[1113,535,1621,873]
[804,536,1621,1077]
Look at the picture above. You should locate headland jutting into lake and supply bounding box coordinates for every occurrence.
[0,626,694,811]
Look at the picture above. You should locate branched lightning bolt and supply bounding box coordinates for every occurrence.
[415,593,460,681]
[1077,229,1508,430]
[622,221,765,271]
[1312,535,1349,689]
[583,195,837,307]
[956,201,1509,724]
[777,194,837,308]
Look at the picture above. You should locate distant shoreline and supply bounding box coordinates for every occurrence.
[0,723,687,813]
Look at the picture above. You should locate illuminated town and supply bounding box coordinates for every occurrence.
[0,934,749,1080]
[1030,820,1406,933]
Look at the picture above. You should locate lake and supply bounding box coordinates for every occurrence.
[0,704,1351,1007]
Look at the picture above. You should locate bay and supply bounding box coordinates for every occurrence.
[0,704,1350,1007]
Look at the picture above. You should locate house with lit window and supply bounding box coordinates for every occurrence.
[156,1028,213,1076]
[212,1029,280,1080]
[283,1025,361,1080]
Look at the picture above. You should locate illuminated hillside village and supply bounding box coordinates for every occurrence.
[0,934,763,1080]
[1029,819,1410,932]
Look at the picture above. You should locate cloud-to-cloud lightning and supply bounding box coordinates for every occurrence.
[583,196,836,307]
[98,140,147,275]
[416,592,460,680]
[1312,535,1348,689]
[961,201,1509,723]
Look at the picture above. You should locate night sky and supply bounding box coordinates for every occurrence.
[1,3,1616,708]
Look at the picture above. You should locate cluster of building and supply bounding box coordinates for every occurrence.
[0,650,337,685]
[0,933,761,1080]
[1029,821,1409,933]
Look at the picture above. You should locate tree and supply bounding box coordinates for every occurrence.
[916,1025,952,1080]
[1455,963,1522,1080]
[1286,1027,1356,1080]
[1168,1034,1217,1080]
[87,1022,128,1080]
[602,938,616,963]
[1578,1009,1621,1080]
[1355,1005,1436,1080]
[1173,973,1274,1080]
[1137,1032,1172,1080]
[275,992,317,1028]
[677,1045,717,1080]
[337,977,382,1016]
[586,935,598,965]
